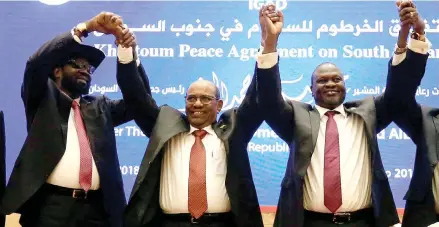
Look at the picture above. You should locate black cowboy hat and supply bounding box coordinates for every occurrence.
[63,43,106,69]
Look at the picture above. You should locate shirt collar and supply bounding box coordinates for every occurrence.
[60,90,81,106]
[188,124,214,135]
[315,104,347,118]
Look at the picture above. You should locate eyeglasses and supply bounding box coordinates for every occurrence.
[185,95,218,104]
[67,59,95,74]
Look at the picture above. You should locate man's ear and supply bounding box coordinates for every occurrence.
[53,67,62,80]
[217,99,223,113]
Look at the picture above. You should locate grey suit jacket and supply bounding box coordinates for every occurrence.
[117,61,264,227]
[254,54,421,226]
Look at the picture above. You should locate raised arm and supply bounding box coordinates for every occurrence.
[135,52,153,96]
[234,64,264,143]
[116,43,159,137]
[106,63,154,128]
[23,12,132,128]
[105,29,155,128]
[22,32,81,126]
[256,6,295,144]
[375,2,430,135]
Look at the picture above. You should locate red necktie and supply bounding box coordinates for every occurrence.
[324,111,342,213]
[72,101,92,191]
[188,129,208,219]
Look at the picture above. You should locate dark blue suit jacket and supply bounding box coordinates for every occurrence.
[390,50,435,227]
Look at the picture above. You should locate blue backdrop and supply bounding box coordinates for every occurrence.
[1,0,439,209]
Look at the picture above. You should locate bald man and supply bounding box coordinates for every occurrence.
[256,2,431,227]
[116,45,264,227]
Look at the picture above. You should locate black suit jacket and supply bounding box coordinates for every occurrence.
[1,32,150,227]
[389,51,435,227]
[116,61,264,227]
[255,51,425,227]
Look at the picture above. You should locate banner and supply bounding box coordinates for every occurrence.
[1,0,439,209]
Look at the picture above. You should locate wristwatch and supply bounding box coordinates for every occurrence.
[73,22,88,38]
[394,45,407,55]
[411,30,426,42]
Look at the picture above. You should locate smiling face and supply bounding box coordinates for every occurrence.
[185,80,223,129]
[311,63,346,110]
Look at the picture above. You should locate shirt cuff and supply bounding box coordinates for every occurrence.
[256,46,278,69]
[391,51,406,66]
[71,29,82,43]
[427,222,439,227]
[409,37,432,55]
[118,45,136,65]
[392,37,432,66]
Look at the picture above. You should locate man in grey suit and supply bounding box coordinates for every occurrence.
[117,37,264,226]
[256,3,431,227]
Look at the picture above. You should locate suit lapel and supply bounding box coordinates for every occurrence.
[309,107,320,154]
[213,119,230,154]
[427,111,439,166]
[295,107,320,176]
[344,100,376,157]
[52,83,72,147]
[345,100,375,139]
[38,83,67,174]
[79,99,102,156]
[132,106,189,197]
[148,112,188,163]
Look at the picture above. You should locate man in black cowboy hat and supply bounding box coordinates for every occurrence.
[1,12,146,227]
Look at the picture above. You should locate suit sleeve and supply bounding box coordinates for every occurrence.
[107,46,155,127]
[255,51,295,144]
[22,31,81,125]
[375,37,430,133]
[380,48,429,143]
[106,60,155,127]
[116,59,159,137]
[102,98,129,127]
[235,64,265,143]
[137,62,153,96]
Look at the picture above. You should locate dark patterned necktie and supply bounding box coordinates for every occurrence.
[72,101,92,191]
[324,111,342,212]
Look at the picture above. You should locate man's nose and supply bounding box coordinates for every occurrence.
[193,98,203,107]
[325,80,336,87]
[79,69,91,77]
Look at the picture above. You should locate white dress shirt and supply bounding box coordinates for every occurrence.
[47,33,137,189]
[46,99,101,190]
[305,104,372,212]
[117,47,231,213]
[431,165,439,213]
[257,38,431,226]
[159,125,231,214]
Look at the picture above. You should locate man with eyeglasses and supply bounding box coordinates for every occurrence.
[117,36,264,227]
[2,12,147,227]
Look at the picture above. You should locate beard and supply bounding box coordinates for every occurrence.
[60,73,91,97]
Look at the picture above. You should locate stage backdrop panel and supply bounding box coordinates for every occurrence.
[1,0,439,209]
